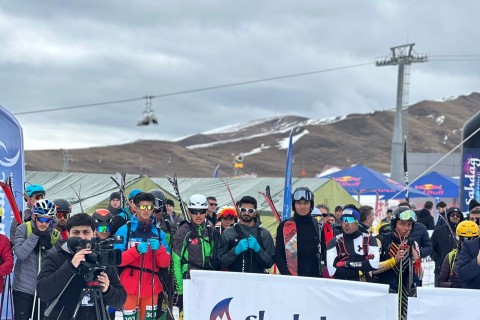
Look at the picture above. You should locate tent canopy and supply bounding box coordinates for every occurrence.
[409,171,459,198]
[320,165,429,200]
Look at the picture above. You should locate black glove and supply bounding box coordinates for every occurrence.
[38,233,53,250]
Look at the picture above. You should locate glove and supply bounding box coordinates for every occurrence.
[38,233,52,250]
[136,242,149,254]
[234,238,249,255]
[247,236,261,253]
[148,238,161,251]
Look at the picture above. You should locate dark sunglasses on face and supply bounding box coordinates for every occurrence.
[239,208,255,214]
[190,209,207,215]
[450,213,462,219]
[56,212,70,219]
[96,225,111,233]
[137,204,153,210]
[208,203,218,207]
[37,216,52,224]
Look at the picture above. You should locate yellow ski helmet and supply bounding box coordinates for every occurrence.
[456,220,480,238]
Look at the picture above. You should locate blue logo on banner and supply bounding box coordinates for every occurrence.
[0,105,25,237]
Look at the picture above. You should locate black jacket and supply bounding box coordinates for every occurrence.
[458,238,480,289]
[37,241,127,320]
[431,213,463,275]
[409,222,433,258]
[274,213,320,277]
[416,209,434,230]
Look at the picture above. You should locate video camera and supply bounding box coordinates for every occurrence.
[67,236,123,281]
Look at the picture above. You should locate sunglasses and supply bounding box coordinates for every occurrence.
[96,225,111,233]
[399,210,417,222]
[239,208,255,214]
[56,212,70,219]
[37,216,52,224]
[342,216,356,224]
[450,213,462,219]
[190,209,207,215]
[137,204,154,210]
[293,189,313,201]
[208,203,218,207]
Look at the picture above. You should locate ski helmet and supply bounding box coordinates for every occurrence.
[391,206,417,230]
[53,198,72,213]
[25,184,46,197]
[92,209,113,225]
[187,194,208,210]
[291,187,314,213]
[456,220,480,238]
[148,189,167,211]
[33,199,57,217]
[217,206,238,219]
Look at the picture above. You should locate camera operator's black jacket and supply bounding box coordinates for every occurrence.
[37,241,127,320]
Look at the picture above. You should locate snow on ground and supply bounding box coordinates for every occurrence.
[277,129,310,150]
[243,144,271,156]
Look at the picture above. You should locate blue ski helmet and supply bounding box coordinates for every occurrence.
[25,184,46,197]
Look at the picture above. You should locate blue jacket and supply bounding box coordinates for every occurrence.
[114,215,170,253]
[458,238,480,289]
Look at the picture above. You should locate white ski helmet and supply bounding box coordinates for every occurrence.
[187,194,208,210]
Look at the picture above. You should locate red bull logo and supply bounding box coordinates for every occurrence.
[334,176,361,187]
[415,184,444,196]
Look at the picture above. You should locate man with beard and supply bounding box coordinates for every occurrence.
[431,207,464,286]
[217,196,274,273]
[53,198,72,240]
[326,205,379,282]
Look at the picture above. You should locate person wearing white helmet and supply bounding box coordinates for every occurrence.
[171,194,215,315]
[13,199,60,320]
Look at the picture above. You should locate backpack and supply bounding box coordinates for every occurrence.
[26,223,61,245]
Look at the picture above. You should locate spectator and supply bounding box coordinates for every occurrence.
[417,201,435,230]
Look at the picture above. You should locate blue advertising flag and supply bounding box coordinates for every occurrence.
[213,164,220,178]
[0,105,25,238]
[282,129,294,221]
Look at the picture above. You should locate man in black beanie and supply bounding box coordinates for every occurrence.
[469,199,480,213]
[108,192,121,216]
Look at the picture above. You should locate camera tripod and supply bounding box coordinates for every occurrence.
[72,280,109,320]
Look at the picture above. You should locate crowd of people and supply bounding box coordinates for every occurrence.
[1,183,480,320]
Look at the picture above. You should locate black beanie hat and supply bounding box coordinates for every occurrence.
[469,199,480,212]
[110,192,121,201]
[166,199,174,207]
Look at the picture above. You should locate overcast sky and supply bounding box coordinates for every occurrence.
[1,1,480,150]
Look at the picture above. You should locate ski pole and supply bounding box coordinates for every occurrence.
[136,253,145,320]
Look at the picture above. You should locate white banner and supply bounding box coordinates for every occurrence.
[185,271,397,320]
[409,286,480,319]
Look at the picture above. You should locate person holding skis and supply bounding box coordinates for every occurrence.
[439,220,479,288]
[326,205,379,282]
[431,207,464,287]
[114,192,171,320]
[53,198,72,240]
[13,199,60,320]
[10,184,46,239]
[374,206,421,319]
[274,187,321,277]
[217,196,275,273]
[172,194,216,313]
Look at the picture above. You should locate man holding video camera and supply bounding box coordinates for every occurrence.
[37,213,127,320]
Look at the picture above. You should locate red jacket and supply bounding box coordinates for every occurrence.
[119,245,170,297]
[0,234,14,293]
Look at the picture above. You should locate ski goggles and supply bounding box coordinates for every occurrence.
[190,209,207,215]
[398,209,417,222]
[96,225,111,233]
[239,208,256,214]
[154,199,165,210]
[37,216,52,224]
[56,212,70,219]
[342,216,356,224]
[137,204,154,211]
[292,189,313,201]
